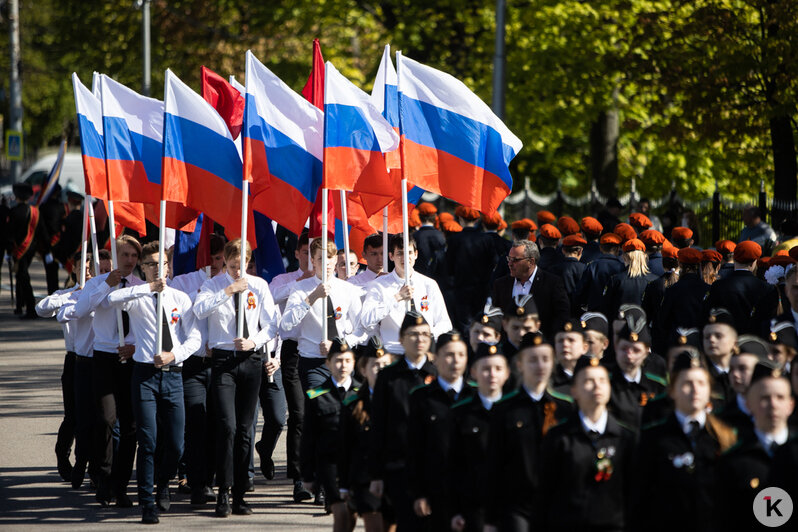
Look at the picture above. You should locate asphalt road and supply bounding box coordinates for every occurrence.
[0,261,345,530]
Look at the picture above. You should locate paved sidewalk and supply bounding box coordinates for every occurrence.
[0,262,343,530]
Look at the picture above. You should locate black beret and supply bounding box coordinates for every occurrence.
[327,337,354,359]
[768,319,798,350]
[616,304,646,323]
[436,330,466,352]
[580,312,609,337]
[668,327,703,350]
[706,308,736,329]
[503,294,539,319]
[617,314,652,346]
[573,355,605,377]
[556,318,585,336]
[670,350,705,376]
[475,305,504,333]
[473,342,506,362]
[736,335,770,360]
[12,182,33,200]
[400,310,429,335]
[66,190,84,202]
[363,336,387,358]
[750,360,790,387]
[519,331,551,350]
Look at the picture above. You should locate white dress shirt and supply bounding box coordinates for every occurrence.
[478,392,502,410]
[511,267,538,298]
[74,273,144,353]
[56,289,95,357]
[359,270,452,354]
[109,285,201,365]
[623,367,642,384]
[281,276,365,358]
[580,409,609,435]
[36,286,79,353]
[674,410,707,434]
[269,269,305,309]
[170,269,209,301]
[193,272,279,351]
[348,269,380,288]
[523,385,545,402]
[331,375,353,392]
[755,427,789,453]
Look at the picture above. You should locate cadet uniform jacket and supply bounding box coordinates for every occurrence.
[338,385,375,491]
[609,369,667,431]
[704,270,779,335]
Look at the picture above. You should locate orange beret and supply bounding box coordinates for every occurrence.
[638,229,665,246]
[562,234,587,247]
[775,249,790,257]
[701,249,723,263]
[455,206,481,221]
[499,219,508,231]
[511,218,537,230]
[600,233,622,245]
[757,256,771,270]
[557,216,580,236]
[537,210,556,225]
[770,255,796,268]
[622,238,646,253]
[408,209,422,228]
[734,240,762,263]
[671,227,693,241]
[539,223,562,240]
[416,202,437,216]
[442,220,463,232]
[662,246,678,260]
[677,247,703,264]
[629,213,653,229]
[715,239,736,254]
[580,216,603,236]
[481,211,503,230]
[438,212,454,223]
[790,246,798,261]
[613,223,637,243]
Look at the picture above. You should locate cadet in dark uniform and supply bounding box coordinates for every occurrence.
[8,183,49,318]
[482,211,512,284]
[301,338,361,530]
[413,202,446,281]
[715,240,736,279]
[609,316,667,431]
[339,337,394,531]
[574,233,624,313]
[53,190,85,278]
[448,342,511,532]
[604,238,659,321]
[633,352,737,532]
[499,295,541,389]
[466,305,503,359]
[705,240,779,334]
[368,311,437,531]
[39,184,65,294]
[581,311,611,359]
[657,247,711,343]
[408,331,475,531]
[702,308,738,406]
[766,318,798,370]
[552,318,590,394]
[716,336,769,439]
[536,223,562,272]
[638,228,666,277]
[717,361,796,530]
[547,234,587,314]
[484,332,573,532]
[579,217,603,265]
[540,355,636,532]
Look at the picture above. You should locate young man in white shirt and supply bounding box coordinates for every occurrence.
[360,234,451,355]
[348,233,384,288]
[193,239,280,517]
[74,234,144,508]
[108,241,201,524]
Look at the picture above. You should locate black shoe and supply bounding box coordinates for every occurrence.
[20,312,38,320]
[191,486,211,506]
[95,480,114,507]
[232,498,253,515]
[115,491,133,508]
[246,477,255,492]
[255,442,275,480]
[215,489,231,518]
[293,480,312,503]
[71,461,86,489]
[314,486,325,507]
[177,476,192,494]
[156,487,171,512]
[141,505,160,525]
[56,452,73,482]
[204,485,215,502]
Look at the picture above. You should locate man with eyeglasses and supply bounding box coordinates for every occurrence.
[368,311,438,530]
[492,240,570,340]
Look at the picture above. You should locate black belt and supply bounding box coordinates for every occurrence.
[212,348,260,360]
[133,360,182,373]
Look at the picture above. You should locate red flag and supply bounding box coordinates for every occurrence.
[97,200,147,237]
[142,203,197,233]
[201,66,245,139]
[195,214,215,269]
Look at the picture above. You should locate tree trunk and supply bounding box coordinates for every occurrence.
[770,114,797,203]
[589,109,619,199]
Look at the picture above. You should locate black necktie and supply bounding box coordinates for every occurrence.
[446,388,457,402]
[154,294,173,352]
[409,293,417,312]
[120,278,130,337]
[769,441,780,457]
[337,386,347,397]
[233,292,250,340]
[687,420,701,445]
[326,296,338,341]
[588,430,601,442]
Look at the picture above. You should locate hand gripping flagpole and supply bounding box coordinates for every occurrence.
[396,51,412,312]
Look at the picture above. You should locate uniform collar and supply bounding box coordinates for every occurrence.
[523,384,545,402]
[438,376,463,394]
[623,367,642,384]
[405,355,428,370]
[755,426,789,450]
[478,391,502,410]
[331,375,352,391]
[674,409,706,434]
[580,409,609,435]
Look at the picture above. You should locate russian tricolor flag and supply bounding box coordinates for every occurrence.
[72,73,107,200]
[323,61,399,192]
[397,54,523,213]
[99,75,163,204]
[371,45,400,172]
[243,50,323,236]
[162,69,252,241]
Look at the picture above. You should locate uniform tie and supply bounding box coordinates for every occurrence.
[233,292,250,340]
[687,420,701,447]
[446,388,457,402]
[120,278,130,337]
[326,296,338,341]
[154,294,173,352]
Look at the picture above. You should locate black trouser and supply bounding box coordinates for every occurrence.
[92,350,136,494]
[14,252,35,315]
[280,340,304,480]
[297,356,331,391]
[73,355,96,471]
[44,257,60,294]
[384,467,425,532]
[258,367,286,466]
[56,352,77,460]
[211,349,262,498]
[182,355,215,493]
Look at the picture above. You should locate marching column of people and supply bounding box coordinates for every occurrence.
[25,198,798,530]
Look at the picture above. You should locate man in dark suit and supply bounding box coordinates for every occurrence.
[412,202,446,280]
[705,240,779,334]
[492,240,569,341]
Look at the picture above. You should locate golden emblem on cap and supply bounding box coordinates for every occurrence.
[415,316,423,325]
[678,335,687,345]
[690,357,701,368]
[341,342,349,352]
[376,348,384,357]
[589,357,599,367]
[630,332,639,342]
[533,335,543,345]
[581,320,587,328]
[564,322,572,332]
[708,315,717,324]
[516,420,524,428]
[771,332,778,342]
[750,478,760,489]
[516,307,524,316]
[489,345,497,355]
[481,315,489,324]
[773,368,782,378]
[452,333,461,342]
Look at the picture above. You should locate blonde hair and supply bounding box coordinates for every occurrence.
[116,234,142,257]
[310,237,338,260]
[624,250,650,278]
[223,239,252,263]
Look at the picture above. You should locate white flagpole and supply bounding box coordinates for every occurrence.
[238,180,249,339]
[79,196,89,287]
[382,207,389,272]
[321,190,329,341]
[396,51,411,312]
[107,200,126,349]
[156,199,166,357]
[340,190,351,278]
[87,197,100,275]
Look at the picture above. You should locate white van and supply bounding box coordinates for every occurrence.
[19,149,86,198]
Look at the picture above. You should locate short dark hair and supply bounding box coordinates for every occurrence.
[363,233,383,252]
[98,249,112,261]
[390,233,417,254]
[210,234,227,256]
[298,230,310,249]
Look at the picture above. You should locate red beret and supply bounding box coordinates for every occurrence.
[600,233,622,245]
[539,223,562,240]
[715,239,736,254]
[662,246,678,260]
[622,238,646,253]
[537,210,556,225]
[438,212,454,223]
[677,247,703,264]
[629,213,653,229]
[499,219,508,231]
[671,227,694,241]
[734,240,762,263]
[757,256,771,270]
[613,223,637,243]
[638,229,665,246]
[511,218,537,230]
[442,220,463,232]
[701,249,723,263]
[557,216,580,236]
[416,202,437,216]
[790,246,798,261]
[409,209,422,228]
[770,255,796,268]
[455,206,481,221]
[580,216,603,236]
[562,234,587,247]
[481,211,503,230]
[775,249,790,257]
